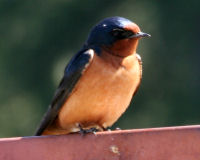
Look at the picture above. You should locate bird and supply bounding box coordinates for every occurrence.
[35,16,150,136]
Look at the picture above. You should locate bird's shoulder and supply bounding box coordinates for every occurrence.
[52,48,95,108]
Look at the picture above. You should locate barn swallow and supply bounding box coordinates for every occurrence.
[35,16,150,136]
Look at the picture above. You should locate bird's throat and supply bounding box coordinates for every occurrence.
[104,38,139,58]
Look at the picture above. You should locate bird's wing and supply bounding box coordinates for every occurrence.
[35,49,94,136]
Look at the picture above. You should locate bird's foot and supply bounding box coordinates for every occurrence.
[80,127,99,134]
[78,124,99,136]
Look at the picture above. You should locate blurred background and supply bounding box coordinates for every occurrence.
[0,0,200,137]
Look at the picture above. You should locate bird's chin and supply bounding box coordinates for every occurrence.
[107,38,138,58]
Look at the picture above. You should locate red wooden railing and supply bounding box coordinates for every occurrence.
[0,125,200,160]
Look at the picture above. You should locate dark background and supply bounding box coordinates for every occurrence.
[0,0,200,137]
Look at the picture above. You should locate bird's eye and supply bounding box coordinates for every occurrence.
[111,29,124,37]
[110,29,134,39]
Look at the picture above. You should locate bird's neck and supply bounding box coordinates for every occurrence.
[99,47,139,70]
[103,38,139,58]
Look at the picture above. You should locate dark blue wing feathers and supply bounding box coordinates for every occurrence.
[35,49,94,136]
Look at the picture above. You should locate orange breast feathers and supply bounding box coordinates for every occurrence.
[42,51,142,135]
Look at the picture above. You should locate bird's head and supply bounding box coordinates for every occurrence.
[86,16,150,57]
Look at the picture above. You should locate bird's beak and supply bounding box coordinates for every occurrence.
[130,32,151,38]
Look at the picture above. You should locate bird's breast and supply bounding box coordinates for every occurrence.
[58,51,142,131]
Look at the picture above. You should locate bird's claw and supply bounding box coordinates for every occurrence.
[78,124,99,136]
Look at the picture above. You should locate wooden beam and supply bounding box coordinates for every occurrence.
[0,125,200,160]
